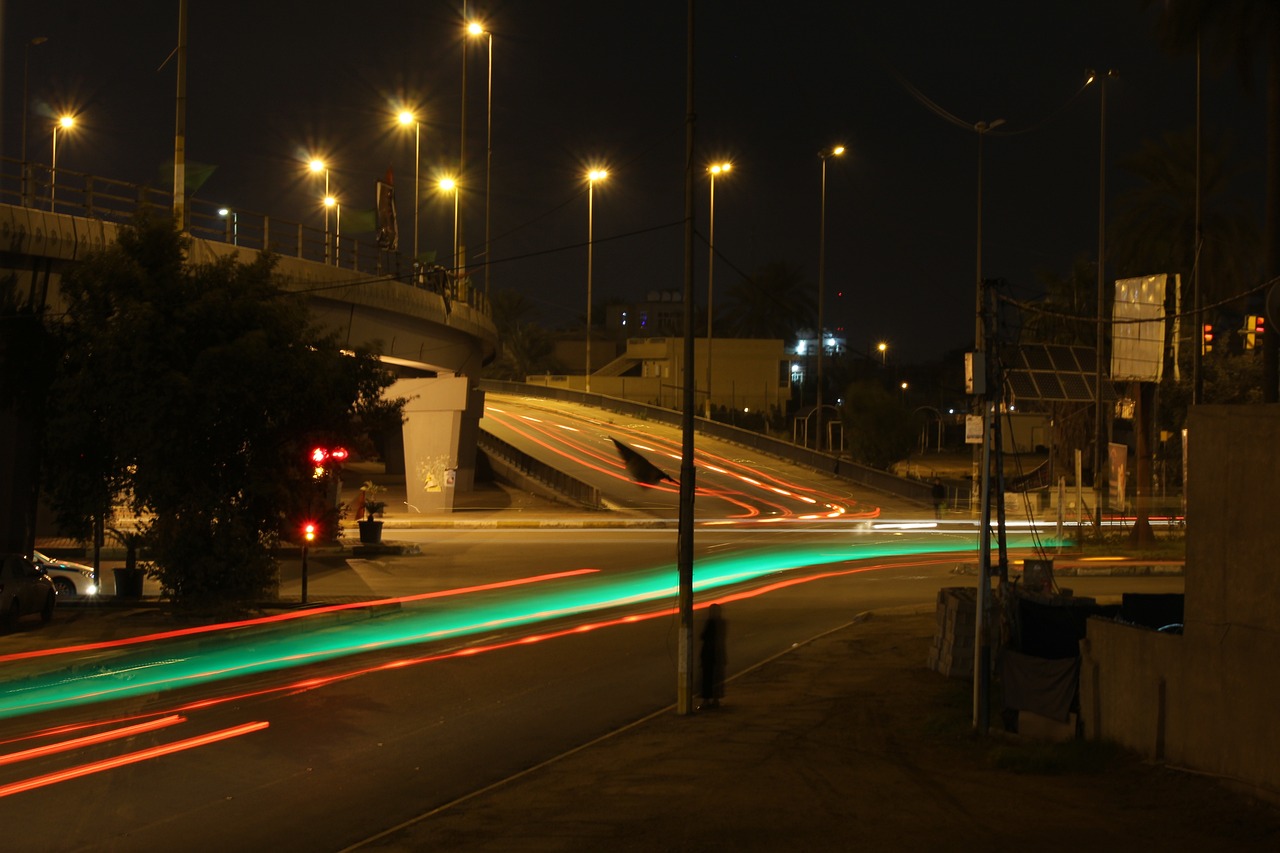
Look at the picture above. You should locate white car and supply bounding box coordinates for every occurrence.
[32,551,100,597]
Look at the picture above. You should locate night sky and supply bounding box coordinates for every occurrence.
[4,1,1264,363]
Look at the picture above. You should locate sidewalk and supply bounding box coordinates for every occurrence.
[359,609,1280,853]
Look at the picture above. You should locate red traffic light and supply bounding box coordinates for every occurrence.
[303,522,317,542]
[310,447,328,465]
[330,447,349,462]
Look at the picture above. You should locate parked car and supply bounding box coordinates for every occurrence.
[32,550,99,598]
[1,553,56,630]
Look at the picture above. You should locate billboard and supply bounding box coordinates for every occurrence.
[1111,274,1175,382]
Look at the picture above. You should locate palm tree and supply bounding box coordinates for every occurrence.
[1146,0,1280,400]
[719,261,816,341]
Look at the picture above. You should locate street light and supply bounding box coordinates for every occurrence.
[705,161,731,418]
[585,168,608,394]
[468,20,494,297]
[900,381,909,405]
[323,195,342,266]
[1087,69,1118,535]
[398,110,421,261]
[21,35,48,207]
[309,158,330,262]
[877,341,888,365]
[439,177,460,274]
[218,207,238,245]
[50,115,75,212]
[816,145,845,450]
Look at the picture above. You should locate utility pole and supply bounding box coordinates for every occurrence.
[676,0,697,716]
[173,0,188,231]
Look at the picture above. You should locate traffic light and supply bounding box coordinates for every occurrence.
[309,446,348,479]
[1246,314,1265,350]
[1202,323,1214,353]
[303,522,317,543]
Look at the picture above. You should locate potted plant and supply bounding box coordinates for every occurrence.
[357,481,386,544]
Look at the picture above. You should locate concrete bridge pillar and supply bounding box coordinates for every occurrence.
[392,375,485,513]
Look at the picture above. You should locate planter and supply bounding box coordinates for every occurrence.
[113,567,145,599]
[357,519,384,545]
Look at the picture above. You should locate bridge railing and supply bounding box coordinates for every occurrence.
[0,157,489,318]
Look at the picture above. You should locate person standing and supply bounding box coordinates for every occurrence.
[931,478,946,519]
[699,603,727,709]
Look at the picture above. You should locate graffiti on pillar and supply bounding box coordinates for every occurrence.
[418,456,449,493]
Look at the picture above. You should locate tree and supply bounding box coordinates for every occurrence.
[42,215,397,609]
[1146,0,1280,400]
[840,380,917,470]
[719,261,816,341]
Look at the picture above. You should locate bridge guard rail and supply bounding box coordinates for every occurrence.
[477,429,603,510]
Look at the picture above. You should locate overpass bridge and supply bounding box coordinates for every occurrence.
[0,159,499,537]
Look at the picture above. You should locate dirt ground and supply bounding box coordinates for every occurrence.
[407,612,1280,852]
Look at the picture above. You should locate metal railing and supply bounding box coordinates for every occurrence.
[0,156,489,318]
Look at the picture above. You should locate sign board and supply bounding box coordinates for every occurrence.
[965,414,985,445]
[1112,274,1170,382]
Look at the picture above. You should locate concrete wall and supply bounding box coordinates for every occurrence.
[1080,404,1280,803]
[393,376,484,513]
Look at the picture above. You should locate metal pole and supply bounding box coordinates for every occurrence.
[816,155,828,451]
[301,543,309,604]
[484,32,493,297]
[22,37,48,207]
[174,0,188,230]
[586,179,595,394]
[413,122,420,261]
[458,9,468,275]
[50,125,59,211]
[705,170,716,419]
[1093,72,1114,537]
[973,280,994,733]
[677,0,697,716]
[1192,38,1203,405]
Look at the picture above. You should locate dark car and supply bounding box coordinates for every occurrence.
[1,553,56,630]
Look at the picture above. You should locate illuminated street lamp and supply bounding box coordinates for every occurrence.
[218,207,238,245]
[50,114,76,212]
[877,341,888,365]
[439,177,460,272]
[705,161,731,418]
[309,158,331,261]
[900,381,909,404]
[468,20,494,297]
[815,144,845,450]
[324,194,341,266]
[397,110,421,260]
[585,168,608,394]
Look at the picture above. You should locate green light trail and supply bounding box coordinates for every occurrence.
[0,533,1036,721]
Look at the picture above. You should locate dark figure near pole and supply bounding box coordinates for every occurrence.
[699,603,727,710]
[931,478,946,520]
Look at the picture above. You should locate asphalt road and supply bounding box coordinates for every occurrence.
[2,531,1181,852]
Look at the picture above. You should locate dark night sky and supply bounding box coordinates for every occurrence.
[3,1,1265,363]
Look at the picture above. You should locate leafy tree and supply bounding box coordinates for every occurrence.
[840,380,917,470]
[42,215,396,609]
[720,261,816,341]
[485,321,561,381]
[1146,0,1280,399]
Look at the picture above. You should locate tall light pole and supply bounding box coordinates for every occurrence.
[585,169,608,394]
[324,195,341,266]
[972,118,1004,517]
[877,341,888,365]
[439,177,461,273]
[310,159,330,262]
[397,111,421,261]
[457,16,469,277]
[705,162,731,418]
[50,115,75,212]
[468,21,494,298]
[1089,69,1118,535]
[21,36,48,207]
[815,145,844,451]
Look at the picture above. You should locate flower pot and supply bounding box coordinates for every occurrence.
[358,519,384,545]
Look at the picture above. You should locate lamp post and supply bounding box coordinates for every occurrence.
[585,169,608,394]
[816,145,845,451]
[468,21,494,297]
[21,36,48,207]
[398,111,421,261]
[877,341,888,365]
[1088,69,1118,536]
[439,178,460,273]
[50,115,75,212]
[705,162,731,419]
[218,207,238,245]
[900,381,909,405]
[309,159,330,262]
[324,195,341,266]
[971,118,1005,519]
